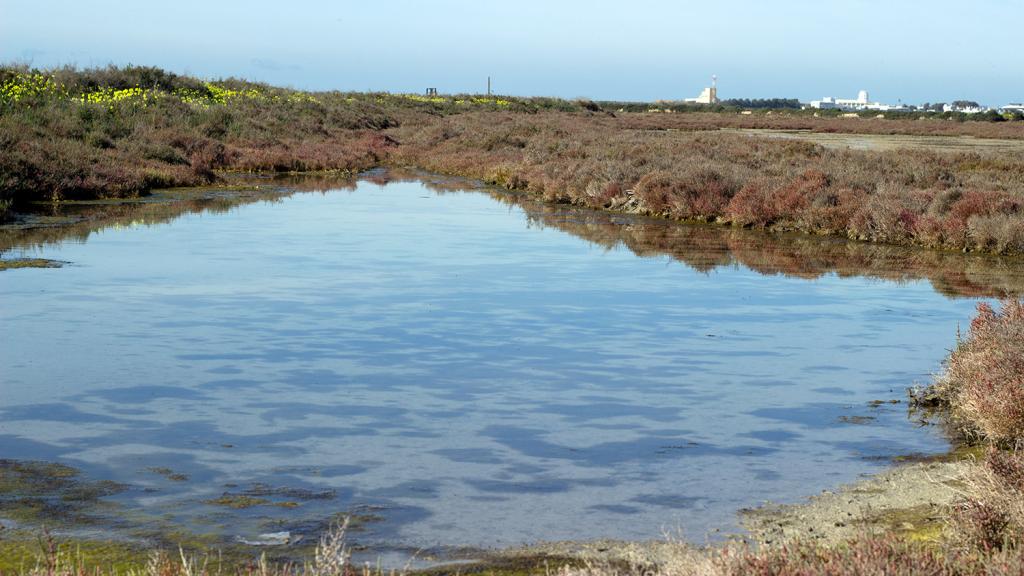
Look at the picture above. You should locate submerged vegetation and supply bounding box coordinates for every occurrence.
[0,459,125,529]
[0,257,62,270]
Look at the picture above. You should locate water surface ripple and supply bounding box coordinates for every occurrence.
[1,172,1013,553]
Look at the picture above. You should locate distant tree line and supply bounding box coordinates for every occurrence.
[597,99,801,113]
[721,98,801,109]
[921,101,983,111]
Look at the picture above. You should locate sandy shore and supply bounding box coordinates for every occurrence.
[742,458,969,545]
[468,456,973,574]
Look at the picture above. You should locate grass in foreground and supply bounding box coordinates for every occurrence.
[4,528,1024,576]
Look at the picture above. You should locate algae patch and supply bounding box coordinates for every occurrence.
[0,460,127,525]
[203,495,273,509]
[838,415,877,425]
[203,483,335,510]
[240,483,336,501]
[0,258,64,271]
[862,504,945,543]
[0,530,151,575]
[146,467,189,482]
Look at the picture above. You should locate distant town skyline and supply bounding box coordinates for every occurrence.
[2,0,1021,105]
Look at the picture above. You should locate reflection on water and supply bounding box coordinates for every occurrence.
[1,170,1022,557]
[6,171,1023,299]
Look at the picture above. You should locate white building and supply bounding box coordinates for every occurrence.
[810,90,906,112]
[685,75,719,104]
[944,103,987,114]
[1002,103,1024,114]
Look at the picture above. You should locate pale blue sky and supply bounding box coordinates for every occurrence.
[2,0,1021,105]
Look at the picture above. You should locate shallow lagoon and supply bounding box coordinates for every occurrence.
[0,172,1010,556]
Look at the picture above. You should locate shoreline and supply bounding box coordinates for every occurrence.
[0,449,977,574]
[7,161,1024,261]
[5,168,1024,299]
[740,457,968,546]
[0,170,1003,574]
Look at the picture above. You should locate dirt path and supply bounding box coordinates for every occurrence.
[722,128,1024,154]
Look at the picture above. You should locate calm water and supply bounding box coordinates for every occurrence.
[0,173,1000,555]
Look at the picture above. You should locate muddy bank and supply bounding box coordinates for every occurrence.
[466,445,984,571]
[424,454,976,572]
[741,457,970,545]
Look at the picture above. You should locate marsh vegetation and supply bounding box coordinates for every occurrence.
[3,65,1024,254]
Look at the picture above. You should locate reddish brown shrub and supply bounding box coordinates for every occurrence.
[634,168,736,219]
[725,170,831,229]
[930,190,1009,247]
[948,190,1009,223]
[939,300,1024,443]
[797,186,869,234]
[986,449,1024,492]
[969,214,1024,253]
[726,179,778,227]
[13,64,1024,255]
[848,187,934,244]
[582,181,622,208]
[950,498,1011,551]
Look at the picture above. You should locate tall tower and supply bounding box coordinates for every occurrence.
[710,75,719,104]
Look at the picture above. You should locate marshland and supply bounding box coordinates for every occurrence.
[2,65,1024,576]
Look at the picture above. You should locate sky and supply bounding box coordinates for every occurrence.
[2,0,1021,105]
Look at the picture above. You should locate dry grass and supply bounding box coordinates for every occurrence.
[546,536,1024,576]
[10,530,1024,576]
[947,449,1024,552]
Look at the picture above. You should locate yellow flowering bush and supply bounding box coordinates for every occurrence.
[0,72,64,102]
[0,71,323,111]
[74,87,161,109]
